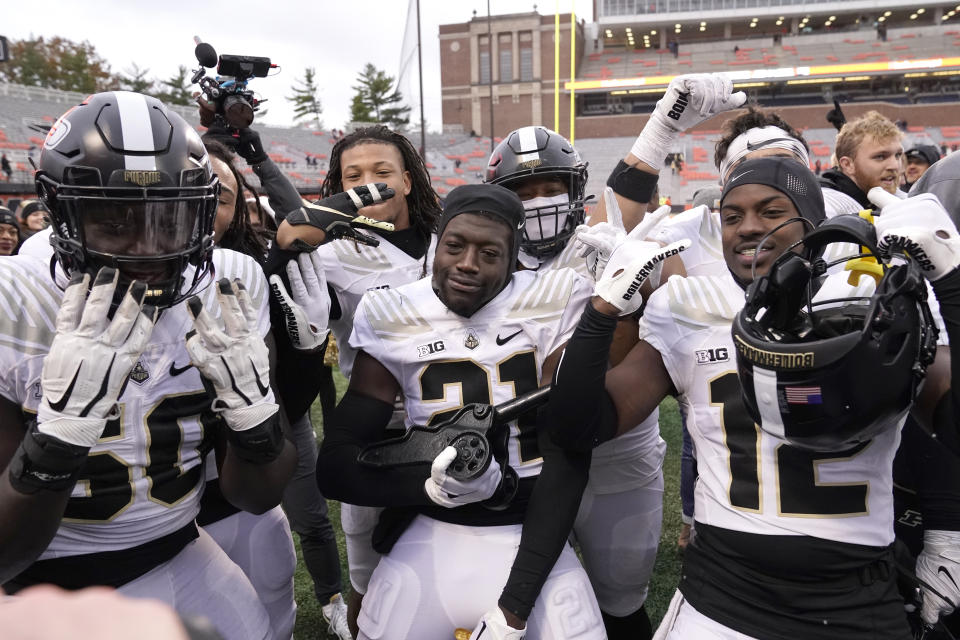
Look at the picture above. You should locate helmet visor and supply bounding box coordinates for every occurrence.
[79,198,201,258]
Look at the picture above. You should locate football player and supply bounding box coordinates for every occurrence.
[0,92,295,640]
[487,126,665,639]
[316,183,604,639]
[269,124,442,639]
[548,156,959,639]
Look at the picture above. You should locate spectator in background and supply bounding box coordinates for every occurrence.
[17,200,49,241]
[815,159,823,175]
[819,110,904,217]
[903,145,941,190]
[0,206,21,255]
[0,154,10,181]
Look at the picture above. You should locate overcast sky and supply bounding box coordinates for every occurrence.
[2,0,593,131]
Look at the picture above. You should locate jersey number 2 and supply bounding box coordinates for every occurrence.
[419,352,541,462]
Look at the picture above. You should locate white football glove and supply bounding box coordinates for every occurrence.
[37,268,156,448]
[631,73,746,169]
[595,237,691,316]
[424,445,502,508]
[186,279,278,431]
[869,187,960,282]
[268,251,331,351]
[577,193,673,281]
[469,607,526,640]
[916,529,960,625]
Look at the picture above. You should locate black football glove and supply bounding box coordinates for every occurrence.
[282,184,396,250]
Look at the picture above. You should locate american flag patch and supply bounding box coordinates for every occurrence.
[785,386,822,405]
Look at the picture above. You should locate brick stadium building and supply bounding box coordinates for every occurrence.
[438,1,960,202]
[440,1,960,138]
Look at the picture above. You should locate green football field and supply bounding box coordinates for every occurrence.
[295,370,685,638]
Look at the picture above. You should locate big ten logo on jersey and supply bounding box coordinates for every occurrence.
[695,347,729,364]
[417,340,445,358]
[366,284,391,292]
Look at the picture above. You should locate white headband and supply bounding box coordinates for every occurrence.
[719,126,811,184]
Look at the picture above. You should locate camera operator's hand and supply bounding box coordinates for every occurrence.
[196,93,217,128]
[276,184,397,251]
[235,128,268,165]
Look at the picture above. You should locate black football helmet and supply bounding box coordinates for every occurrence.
[732,215,938,451]
[35,91,218,309]
[485,126,587,259]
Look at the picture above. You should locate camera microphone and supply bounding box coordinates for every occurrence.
[194,38,218,68]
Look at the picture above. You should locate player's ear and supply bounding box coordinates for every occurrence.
[402,170,412,198]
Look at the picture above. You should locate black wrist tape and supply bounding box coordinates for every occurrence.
[227,413,284,464]
[606,160,659,204]
[8,426,89,494]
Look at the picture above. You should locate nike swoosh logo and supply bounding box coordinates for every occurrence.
[169,361,193,377]
[251,358,270,397]
[746,137,795,152]
[46,366,82,412]
[496,329,522,346]
[939,565,959,590]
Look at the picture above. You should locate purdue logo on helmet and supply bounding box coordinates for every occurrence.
[732,216,938,451]
[35,91,218,310]
[485,126,588,260]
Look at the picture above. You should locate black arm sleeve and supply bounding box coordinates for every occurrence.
[907,419,960,532]
[498,422,591,620]
[546,303,620,451]
[252,158,303,223]
[931,267,960,454]
[316,390,433,508]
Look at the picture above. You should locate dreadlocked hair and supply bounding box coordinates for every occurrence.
[320,125,441,238]
[714,106,810,171]
[204,139,272,263]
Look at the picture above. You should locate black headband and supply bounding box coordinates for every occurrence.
[439,183,526,264]
[721,156,825,227]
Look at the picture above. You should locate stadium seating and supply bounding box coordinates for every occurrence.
[0,82,488,194]
[580,24,960,83]
[2,81,958,206]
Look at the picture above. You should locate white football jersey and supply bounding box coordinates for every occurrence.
[652,205,724,278]
[639,272,900,547]
[317,234,436,379]
[0,250,271,558]
[350,269,591,479]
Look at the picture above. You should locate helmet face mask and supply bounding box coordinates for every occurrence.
[35,92,218,309]
[732,216,938,451]
[486,126,588,259]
